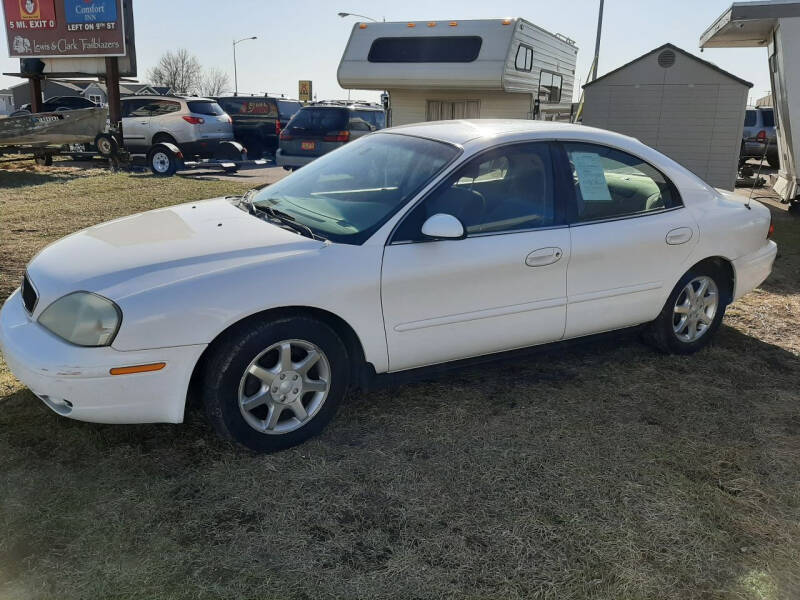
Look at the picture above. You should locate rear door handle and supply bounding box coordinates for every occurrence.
[525,247,563,267]
[666,227,693,245]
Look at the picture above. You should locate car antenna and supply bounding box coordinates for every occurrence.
[746,144,769,210]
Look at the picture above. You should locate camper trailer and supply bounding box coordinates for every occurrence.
[337,18,578,127]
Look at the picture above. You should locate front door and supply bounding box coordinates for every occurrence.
[381,142,570,371]
[560,141,699,338]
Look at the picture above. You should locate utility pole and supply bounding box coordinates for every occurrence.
[590,0,605,81]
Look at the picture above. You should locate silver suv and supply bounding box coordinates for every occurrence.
[741,107,778,168]
[276,102,385,169]
[120,96,234,158]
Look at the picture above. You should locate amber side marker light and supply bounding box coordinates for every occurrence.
[502,19,512,25]
[358,23,367,29]
[407,22,416,27]
[110,363,166,376]
[449,21,458,26]
[427,21,436,27]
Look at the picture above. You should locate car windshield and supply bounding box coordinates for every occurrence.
[287,107,348,132]
[252,133,460,244]
[187,100,225,116]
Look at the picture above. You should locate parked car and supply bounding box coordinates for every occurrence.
[19,95,98,112]
[213,96,302,158]
[0,120,777,452]
[276,101,385,169]
[119,96,234,158]
[741,106,779,168]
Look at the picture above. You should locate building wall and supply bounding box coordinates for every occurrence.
[10,81,82,109]
[389,89,533,126]
[582,49,749,190]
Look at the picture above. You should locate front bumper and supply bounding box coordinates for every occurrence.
[0,289,206,424]
[732,240,778,301]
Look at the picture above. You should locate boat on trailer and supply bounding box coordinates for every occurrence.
[0,107,108,150]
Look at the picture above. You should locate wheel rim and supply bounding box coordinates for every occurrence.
[97,138,111,154]
[672,276,719,343]
[152,152,170,173]
[238,339,331,435]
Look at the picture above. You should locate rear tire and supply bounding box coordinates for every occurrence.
[645,265,729,354]
[203,316,350,453]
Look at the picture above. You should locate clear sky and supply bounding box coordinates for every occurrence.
[0,0,774,105]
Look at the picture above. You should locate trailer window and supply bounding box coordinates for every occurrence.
[515,44,533,72]
[368,36,482,63]
[538,71,563,103]
[761,109,775,127]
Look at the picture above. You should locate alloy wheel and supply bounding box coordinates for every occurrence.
[237,339,331,435]
[672,276,719,343]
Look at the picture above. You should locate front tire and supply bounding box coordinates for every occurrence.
[203,316,350,452]
[645,266,728,354]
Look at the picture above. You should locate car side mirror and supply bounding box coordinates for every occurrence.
[421,213,466,240]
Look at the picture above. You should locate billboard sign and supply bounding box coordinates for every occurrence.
[2,0,125,58]
[298,79,312,102]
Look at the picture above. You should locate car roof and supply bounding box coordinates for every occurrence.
[382,119,639,147]
[120,96,215,102]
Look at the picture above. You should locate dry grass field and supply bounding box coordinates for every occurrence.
[0,160,799,599]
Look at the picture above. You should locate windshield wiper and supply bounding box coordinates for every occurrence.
[260,205,327,241]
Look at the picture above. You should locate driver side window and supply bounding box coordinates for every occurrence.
[393,142,557,242]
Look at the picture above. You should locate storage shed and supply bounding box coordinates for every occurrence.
[581,43,752,190]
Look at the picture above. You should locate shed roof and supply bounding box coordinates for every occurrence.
[584,43,752,89]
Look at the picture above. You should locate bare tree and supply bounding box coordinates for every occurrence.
[148,49,203,95]
[199,68,231,97]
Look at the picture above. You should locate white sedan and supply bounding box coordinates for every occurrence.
[0,120,777,452]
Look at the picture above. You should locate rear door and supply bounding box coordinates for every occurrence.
[281,107,349,158]
[560,142,698,338]
[121,98,154,151]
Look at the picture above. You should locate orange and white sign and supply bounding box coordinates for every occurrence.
[2,0,56,29]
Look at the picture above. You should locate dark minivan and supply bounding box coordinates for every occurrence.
[214,96,302,158]
[276,102,385,169]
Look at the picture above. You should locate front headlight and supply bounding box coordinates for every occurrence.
[38,292,121,347]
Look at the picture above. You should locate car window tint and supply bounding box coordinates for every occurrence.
[217,98,277,116]
[187,100,225,116]
[761,109,775,127]
[563,142,681,223]
[288,108,348,132]
[744,110,757,127]
[349,115,371,131]
[277,100,302,120]
[394,142,557,241]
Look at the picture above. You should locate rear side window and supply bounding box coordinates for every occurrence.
[564,142,681,223]
[277,100,302,120]
[744,110,757,127]
[368,36,482,63]
[288,108,348,132]
[187,101,225,116]
[149,100,181,116]
[761,109,775,127]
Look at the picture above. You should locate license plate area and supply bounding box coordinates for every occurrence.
[301,141,316,151]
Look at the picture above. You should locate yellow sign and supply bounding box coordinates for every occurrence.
[298,80,312,102]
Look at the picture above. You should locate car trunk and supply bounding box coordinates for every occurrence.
[280,107,349,158]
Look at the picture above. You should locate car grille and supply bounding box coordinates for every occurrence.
[21,273,38,314]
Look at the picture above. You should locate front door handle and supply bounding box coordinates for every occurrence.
[525,247,563,267]
[666,227,693,245]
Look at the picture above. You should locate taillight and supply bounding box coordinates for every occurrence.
[767,215,774,239]
[275,119,282,135]
[226,115,233,124]
[756,130,767,142]
[183,116,205,125]
[323,130,350,142]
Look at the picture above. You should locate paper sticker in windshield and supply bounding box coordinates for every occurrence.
[573,152,612,202]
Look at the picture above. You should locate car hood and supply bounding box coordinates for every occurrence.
[25,197,324,314]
